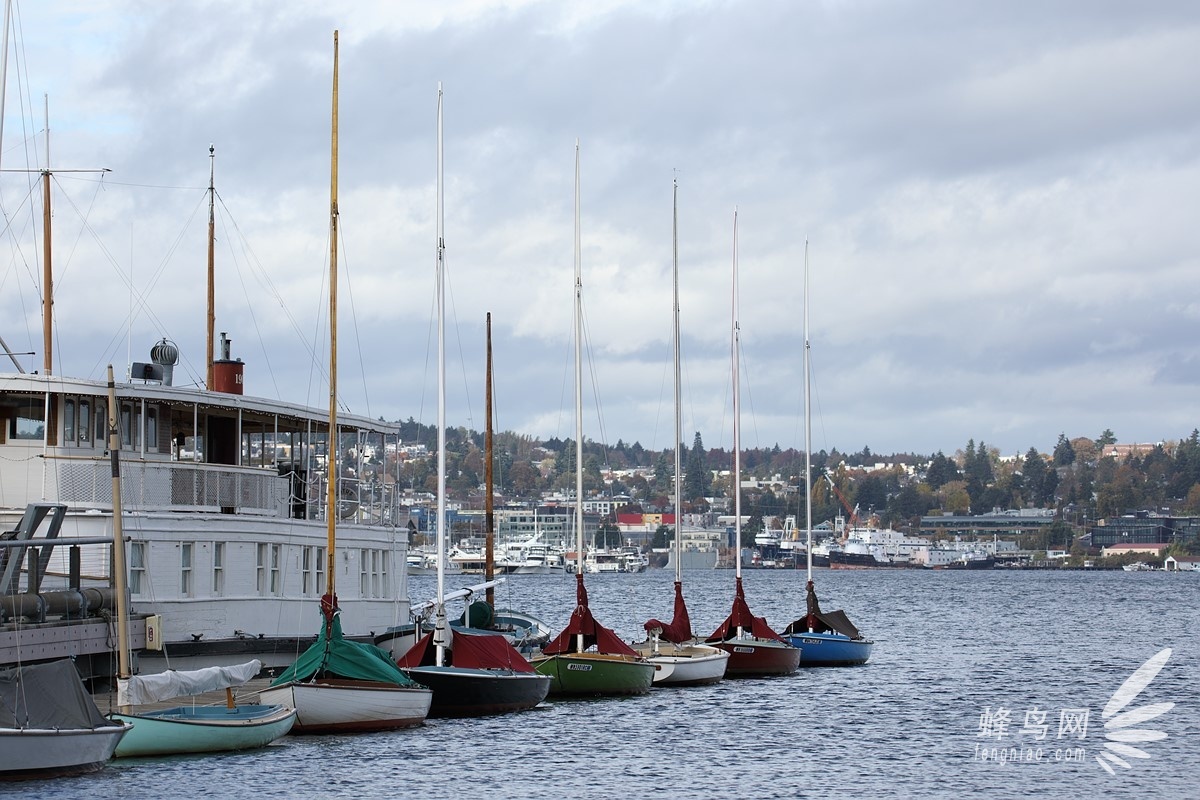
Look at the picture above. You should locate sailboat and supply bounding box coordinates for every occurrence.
[100,367,296,755]
[529,143,655,696]
[704,211,800,677]
[780,243,873,666]
[257,31,433,733]
[634,180,729,686]
[396,85,551,718]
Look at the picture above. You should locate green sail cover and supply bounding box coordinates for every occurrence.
[271,611,421,687]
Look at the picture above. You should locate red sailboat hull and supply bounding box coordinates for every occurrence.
[712,638,800,677]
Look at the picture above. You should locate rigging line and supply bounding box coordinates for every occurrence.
[83,186,208,381]
[443,249,475,432]
[215,191,324,391]
[335,217,365,417]
[579,293,608,452]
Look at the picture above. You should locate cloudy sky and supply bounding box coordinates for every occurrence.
[1,1,1197,458]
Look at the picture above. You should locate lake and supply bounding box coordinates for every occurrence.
[17,567,1198,799]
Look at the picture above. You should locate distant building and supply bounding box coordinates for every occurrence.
[1101,543,1171,558]
[920,509,1056,537]
[1088,513,1200,548]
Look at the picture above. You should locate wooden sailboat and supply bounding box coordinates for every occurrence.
[705,211,800,677]
[258,31,432,733]
[397,85,551,717]
[634,180,729,686]
[102,366,296,755]
[780,242,873,666]
[530,143,655,696]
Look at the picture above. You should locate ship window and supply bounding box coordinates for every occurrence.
[63,400,76,445]
[120,404,134,447]
[270,544,281,595]
[129,542,145,595]
[256,544,267,594]
[360,549,369,596]
[145,406,158,452]
[213,542,224,596]
[10,398,44,440]
[78,400,91,445]
[302,547,313,595]
[95,401,107,445]
[181,542,193,596]
[315,547,326,595]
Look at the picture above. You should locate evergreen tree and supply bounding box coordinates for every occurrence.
[1022,447,1048,506]
[684,431,710,501]
[1053,433,1076,466]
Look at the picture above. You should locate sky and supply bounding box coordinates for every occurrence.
[1,0,1197,459]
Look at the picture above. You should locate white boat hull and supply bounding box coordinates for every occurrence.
[635,643,730,686]
[0,723,131,779]
[259,680,431,734]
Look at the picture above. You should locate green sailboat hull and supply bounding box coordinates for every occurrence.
[532,653,654,696]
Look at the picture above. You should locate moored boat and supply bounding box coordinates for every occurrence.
[529,143,653,697]
[634,179,728,688]
[0,660,131,780]
[780,242,873,668]
[258,32,432,734]
[704,210,799,678]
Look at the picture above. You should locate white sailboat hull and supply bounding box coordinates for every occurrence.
[259,680,431,734]
[635,643,729,686]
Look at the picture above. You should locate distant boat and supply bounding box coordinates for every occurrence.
[704,211,799,677]
[0,659,131,780]
[395,86,551,718]
[529,143,654,697]
[634,179,728,688]
[258,32,432,733]
[780,242,873,667]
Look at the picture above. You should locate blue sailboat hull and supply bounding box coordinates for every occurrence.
[784,632,873,666]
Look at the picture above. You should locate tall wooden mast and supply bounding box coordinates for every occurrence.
[206,145,216,389]
[324,30,340,615]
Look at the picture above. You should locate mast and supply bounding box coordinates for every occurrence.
[485,312,495,608]
[804,240,814,587]
[731,209,742,636]
[435,82,448,667]
[672,179,682,585]
[106,365,132,711]
[324,30,339,621]
[206,144,216,389]
[41,96,51,377]
[574,140,584,652]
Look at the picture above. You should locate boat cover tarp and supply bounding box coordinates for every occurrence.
[782,580,862,639]
[118,660,262,706]
[270,605,422,688]
[397,630,537,672]
[542,575,638,657]
[642,581,693,644]
[0,659,120,730]
[705,576,786,644]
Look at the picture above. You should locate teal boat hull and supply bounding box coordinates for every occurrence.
[111,704,296,757]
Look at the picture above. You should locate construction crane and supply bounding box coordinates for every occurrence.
[823,470,860,535]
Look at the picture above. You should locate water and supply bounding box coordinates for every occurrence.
[18,569,1198,799]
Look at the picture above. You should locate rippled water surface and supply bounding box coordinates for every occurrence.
[20,568,1199,799]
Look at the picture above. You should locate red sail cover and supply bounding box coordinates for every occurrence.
[397,629,538,672]
[542,575,638,657]
[705,576,786,644]
[643,581,693,644]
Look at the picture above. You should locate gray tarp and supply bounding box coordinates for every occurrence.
[0,660,118,730]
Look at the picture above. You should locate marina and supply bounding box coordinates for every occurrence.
[13,568,1196,799]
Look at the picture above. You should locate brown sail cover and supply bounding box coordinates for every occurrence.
[782,580,863,640]
[397,629,537,672]
[643,581,693,644]
[705,576,786,643]
[543,574,638,657]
